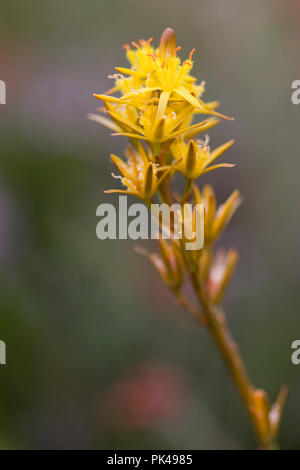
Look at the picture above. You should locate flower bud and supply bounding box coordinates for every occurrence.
[159,28,176,60]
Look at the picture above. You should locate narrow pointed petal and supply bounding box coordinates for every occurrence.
[115,67,136,75]
[136,142,149,165]
[112,132,145,140]
[167,105,194,134]
[121,87,161,100]
[185,140,198,177]
[180,117,220,140]
[108,110,144,134]
[87,113,121,132]
[204,139,235,168]
[93,94,128,104]
[151,118,166,142]
[175,86,205,109]
[156,91,170,122]
[144,163,155,198]
[202,184,216,241]
[213,249,239,304]
[213,190,242,239]
[192,184,202,205]
[169,119,209,139]
[201,163,235,174]
[110,154,130,178]
[156,158,182,187]
[104,189,137,196]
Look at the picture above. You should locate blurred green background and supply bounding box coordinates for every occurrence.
[0,0,299,449]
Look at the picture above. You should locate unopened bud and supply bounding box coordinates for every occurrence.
[159,28,176,59]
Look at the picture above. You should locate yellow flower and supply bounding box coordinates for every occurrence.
[170,137,235,179]
[90,28,232,147]
[193,184,242,243]
[105,143,173,200]
[92,94,219,144]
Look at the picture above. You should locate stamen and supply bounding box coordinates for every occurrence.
[122,44,130,50]
[131,41,140,49]
[189,48,196,61]
[174,46,181,56]
[147,37,153,45]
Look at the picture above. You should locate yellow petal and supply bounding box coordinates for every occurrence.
[201,163,235,174]
[104,189,137,196]
[151,118,166,142]
[112,132,145,140]
[181,117,220,140]
[87,113,121,132]
[115,67,136,75]
[121,87,161,100]
[174,86,211,113]
[144,163,156,198]
[155,91,170,122]
[204,140,235,168]
[185,140,198,177]
[212,249,239,304]
[212,190,242,240]
[108,110,144,135]
[93,94,128,104]
[110,154,130,178]
[169,119,209,139]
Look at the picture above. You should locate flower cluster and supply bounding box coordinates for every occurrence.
[90,27,239,296]
[90,28,287,449]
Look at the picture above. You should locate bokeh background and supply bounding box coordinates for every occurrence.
[0,0,299,449]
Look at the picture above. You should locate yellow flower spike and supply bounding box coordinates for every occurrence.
[212,190,242,240]
[90,29,288,449]
[211,249,239,304]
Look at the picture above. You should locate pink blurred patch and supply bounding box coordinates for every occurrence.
[102,362,189,431]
